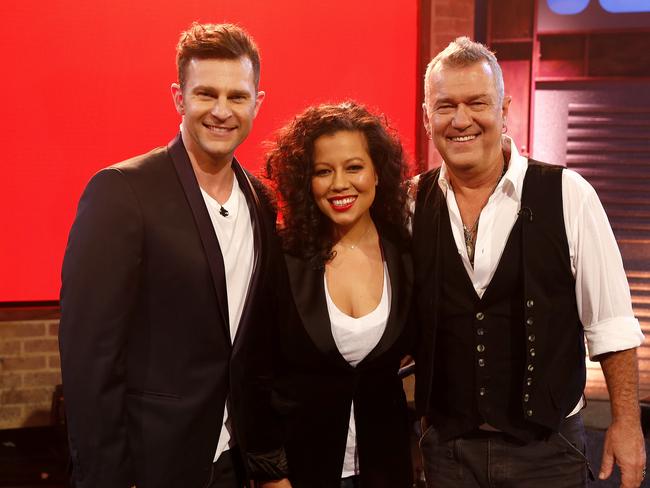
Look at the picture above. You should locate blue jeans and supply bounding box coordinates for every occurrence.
[419,414,590,487]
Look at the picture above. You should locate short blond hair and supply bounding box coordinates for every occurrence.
[424,37,504,106]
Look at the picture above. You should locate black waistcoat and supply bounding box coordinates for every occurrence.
[413,161,586,442]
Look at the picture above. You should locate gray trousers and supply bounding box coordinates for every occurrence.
[419,414,591,488]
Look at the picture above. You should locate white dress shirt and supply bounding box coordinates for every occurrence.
[412,136,643,418]
[421,136,644,360]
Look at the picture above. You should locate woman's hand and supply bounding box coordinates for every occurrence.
[400,355,414,368]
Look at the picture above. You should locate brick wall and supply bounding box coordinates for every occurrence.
[0,309,61,430]
[421,0,476,169]
[429,0,475,56]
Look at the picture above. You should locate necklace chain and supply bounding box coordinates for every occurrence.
[462,163,507,266]
[337,222,372,250]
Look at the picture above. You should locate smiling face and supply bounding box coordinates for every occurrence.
[311,130,378,233]
[171,56,264,168]
[423,60,510,175]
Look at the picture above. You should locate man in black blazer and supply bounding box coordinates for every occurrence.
[59,23,289,488]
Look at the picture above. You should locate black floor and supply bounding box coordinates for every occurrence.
[0,426,68,487]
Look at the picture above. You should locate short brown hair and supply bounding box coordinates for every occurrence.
[176,22,261,90]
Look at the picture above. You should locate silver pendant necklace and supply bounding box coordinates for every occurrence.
[462,162,507,267]
[337,221,372,250]
[463,219,479,265]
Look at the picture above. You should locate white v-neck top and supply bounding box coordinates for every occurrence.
[324,262,390,477]
[201,174,255,463]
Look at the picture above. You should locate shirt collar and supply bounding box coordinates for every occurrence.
[437,135,527,203]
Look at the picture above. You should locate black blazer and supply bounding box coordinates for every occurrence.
[59,135,281,488]
[273,236,414,488]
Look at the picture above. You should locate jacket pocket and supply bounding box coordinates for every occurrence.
[126,389,181,401]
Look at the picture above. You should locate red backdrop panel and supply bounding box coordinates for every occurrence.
[0,0,418,302]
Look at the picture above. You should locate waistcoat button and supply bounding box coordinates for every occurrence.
[526,299,534,308]
[526,317,534,326]
[477,344,485,352]
[478,358,485,367]
[476,312,485,321]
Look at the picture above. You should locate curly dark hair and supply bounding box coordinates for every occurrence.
[265,101,411,264]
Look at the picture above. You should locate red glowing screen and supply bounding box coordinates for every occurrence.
[0,0,418,302]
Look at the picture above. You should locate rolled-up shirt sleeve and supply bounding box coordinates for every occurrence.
[563,169,644,359]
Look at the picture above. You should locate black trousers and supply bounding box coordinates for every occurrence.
[206,448,246,488]
[419,414,591,488]
[340,475,360,488]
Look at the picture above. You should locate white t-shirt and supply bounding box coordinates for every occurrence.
[325,262,390,477]
[201,173,254,462]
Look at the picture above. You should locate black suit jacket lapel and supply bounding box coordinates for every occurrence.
[358,236,412,367]
[284,254,352,370]
[167,134,230,340]
[230,159,265,350]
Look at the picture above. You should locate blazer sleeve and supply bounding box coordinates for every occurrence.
[59,168,142,488]
[239,189,290,480]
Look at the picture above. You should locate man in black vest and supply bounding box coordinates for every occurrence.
[59,23,290,488]
[413,37,646,488]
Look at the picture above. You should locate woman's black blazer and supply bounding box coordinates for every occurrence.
[273,235,414,488]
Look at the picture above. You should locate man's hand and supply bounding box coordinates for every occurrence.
[259,479,292,488]
[599,348,647,487]
[599,418,646,487]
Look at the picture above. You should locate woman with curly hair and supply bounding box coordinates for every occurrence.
[264,101,414,488]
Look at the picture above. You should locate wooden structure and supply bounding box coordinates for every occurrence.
[484,0,650,399]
